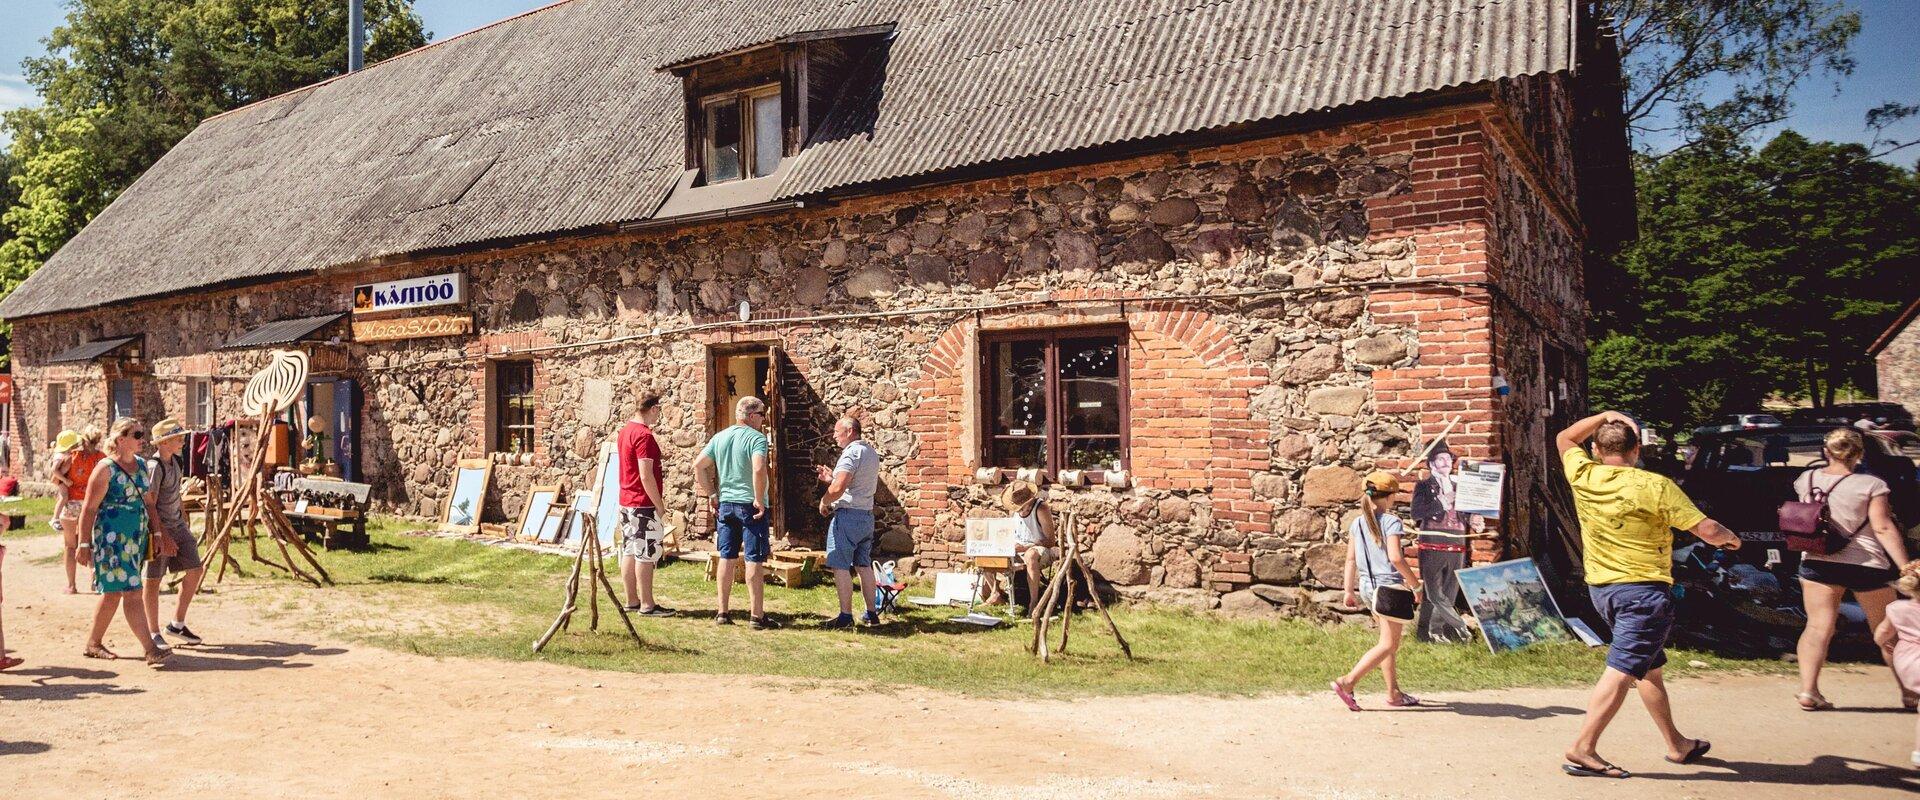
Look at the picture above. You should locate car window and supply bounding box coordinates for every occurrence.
[1701,431,1828,470]
[1751,415,1782,426]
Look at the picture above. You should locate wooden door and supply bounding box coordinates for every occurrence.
[763,346,784,539]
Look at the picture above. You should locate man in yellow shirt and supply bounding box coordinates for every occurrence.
[1557,410,1740,780]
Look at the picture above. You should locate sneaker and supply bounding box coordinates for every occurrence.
[714,613,734,625]
[149,633,173,652]
[820,613,855,630]
[860,611,881,626]
[750,615,782,630]
[634,605,677,618]
[165,622,202,646]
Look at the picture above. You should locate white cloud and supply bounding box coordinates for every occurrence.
[0,75,36,113]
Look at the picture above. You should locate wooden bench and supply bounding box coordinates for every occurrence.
[281,477,372,550]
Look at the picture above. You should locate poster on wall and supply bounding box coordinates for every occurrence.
[1453,462,1506,518]
[1456,557,1575,654]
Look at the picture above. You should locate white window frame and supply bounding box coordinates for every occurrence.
[187,377,214,428]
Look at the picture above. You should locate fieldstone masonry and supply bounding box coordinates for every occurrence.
[8,86,1593,615]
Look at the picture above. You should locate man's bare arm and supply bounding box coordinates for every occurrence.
[1555,410,1637,455]
[1690,517,1741,550]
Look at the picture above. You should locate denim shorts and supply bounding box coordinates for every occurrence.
[1799,558,1898,593]
[714,501,770,563]
[825,508,875,571]
[1589,582,1676,679]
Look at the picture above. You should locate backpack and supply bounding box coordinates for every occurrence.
[1776,472,1861,556]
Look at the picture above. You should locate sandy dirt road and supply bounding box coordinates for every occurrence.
[2,532,1914,799]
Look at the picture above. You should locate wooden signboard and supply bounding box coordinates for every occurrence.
[352,314,473,343]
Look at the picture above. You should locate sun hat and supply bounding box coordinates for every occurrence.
[52,430,81,452]
[1363,471,1401,497]
[151,418,189,442]
[999,480,1041,514]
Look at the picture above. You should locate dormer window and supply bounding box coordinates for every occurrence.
[703,85,783,183]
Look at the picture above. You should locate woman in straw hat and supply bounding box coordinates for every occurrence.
[982,480,1057,612]
[47,428,100,594]
[75,417,169,667]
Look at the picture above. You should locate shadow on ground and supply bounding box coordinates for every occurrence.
[0,666,143,702]
[1637,754,1918,791]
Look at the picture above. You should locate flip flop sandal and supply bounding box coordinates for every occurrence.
[1665,739,1711,765]
[1386,694,1422,707]
[0,656,23,671]
[1795,692,1834,711]
[144,649,172,669]
[1562,761,1631,779]
[83,644,118,660]
[1330,680,1361,712]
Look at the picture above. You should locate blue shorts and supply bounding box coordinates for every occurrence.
[715,501,770,563]
[825,508,875,571]
[1589,582,1676,679]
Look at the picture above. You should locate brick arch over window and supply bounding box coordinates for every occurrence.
[902,300,1272,548]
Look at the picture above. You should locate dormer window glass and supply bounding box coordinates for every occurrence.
[703,85,783,184]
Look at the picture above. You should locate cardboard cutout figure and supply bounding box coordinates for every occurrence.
[1409,441,1476,643]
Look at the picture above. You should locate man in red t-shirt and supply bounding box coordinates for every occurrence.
[616,392,675,616]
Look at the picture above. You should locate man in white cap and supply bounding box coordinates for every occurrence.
[142,419,206,648]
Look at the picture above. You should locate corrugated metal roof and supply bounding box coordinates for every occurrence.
[217,312,347,350]
[47,336,141,363]
[0,0,1577,320]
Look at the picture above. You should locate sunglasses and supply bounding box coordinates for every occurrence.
[123,430,146,441]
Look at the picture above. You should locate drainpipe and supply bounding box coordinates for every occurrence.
[348,0,365,72]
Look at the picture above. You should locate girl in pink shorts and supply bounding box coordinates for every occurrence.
[1875,561,1920,768]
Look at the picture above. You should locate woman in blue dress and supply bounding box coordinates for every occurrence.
[77,417,169,667]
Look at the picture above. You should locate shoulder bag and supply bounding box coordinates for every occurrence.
[1358,510,1417,621]
[1777,471,1860,556]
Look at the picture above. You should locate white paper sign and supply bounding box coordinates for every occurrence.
[964,517,1019,558]
[1454,462,1505,518]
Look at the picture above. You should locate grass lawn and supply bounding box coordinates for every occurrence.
[174,514,1790,697]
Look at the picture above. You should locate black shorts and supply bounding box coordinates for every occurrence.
[1799,559,1898,593]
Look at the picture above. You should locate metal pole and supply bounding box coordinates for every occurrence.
[348,0,365,72]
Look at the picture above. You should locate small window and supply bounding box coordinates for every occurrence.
[109,379,134,423]
[187,378,214,428]
[701,84,783,184]
[982,329,1128,473]
[46,382,66,439]
[492,361,536,455]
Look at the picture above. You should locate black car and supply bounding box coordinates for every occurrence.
[1671,426,1920,653]
[1786,402,1915,432]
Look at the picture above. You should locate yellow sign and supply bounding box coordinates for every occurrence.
[352,314,473,343]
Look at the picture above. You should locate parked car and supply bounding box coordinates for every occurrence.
[1688,413,1783,441]
[1671,426,1920,653]
[1786,402,1915,432]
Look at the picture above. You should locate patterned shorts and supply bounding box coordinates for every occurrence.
[618,507,663,563]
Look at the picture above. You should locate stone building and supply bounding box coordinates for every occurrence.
[1872,298,1920,413]
[0,0,1631,606]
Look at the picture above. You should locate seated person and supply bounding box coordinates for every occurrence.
[981,480,1056,613]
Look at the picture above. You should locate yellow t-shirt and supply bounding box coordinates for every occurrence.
[1562,446,1708,586]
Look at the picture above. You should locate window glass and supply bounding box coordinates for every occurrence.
[752,92,782,178]
[1059,336,1124,471]
[494,362,536,454]
[188,378,212,428]
[989,339,1049,468]
[706,98,741,183]
[47,383,65,439]
[984,331,1128,473]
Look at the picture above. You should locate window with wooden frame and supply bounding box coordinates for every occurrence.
[981,328,1129,474]
[491,361,536,455]
[701,84,784,184]
[187,377,214,428]
[46,382,65,439]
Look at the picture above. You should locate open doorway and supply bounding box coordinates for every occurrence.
[709,345,784,538]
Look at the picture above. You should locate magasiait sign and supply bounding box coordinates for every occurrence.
[352,272,467,314]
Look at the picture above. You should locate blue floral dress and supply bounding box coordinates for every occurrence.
[91,458,149,593]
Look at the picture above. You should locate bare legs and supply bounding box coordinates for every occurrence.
[87,590,160,657]
[142,566,205,631]
[1566,666,1702,770]
[1798,581,1899,705]
[714,559,766,618]
[833,565,878,616]
[620,556,657,609]
[1335,617,1407,701]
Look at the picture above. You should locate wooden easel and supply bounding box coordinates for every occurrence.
[533,512,644,652]
[1028,510,1132,662]
[199,410,333,586]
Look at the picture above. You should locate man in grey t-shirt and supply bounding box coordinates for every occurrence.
[143,419,206,649]
[816,417,881,628]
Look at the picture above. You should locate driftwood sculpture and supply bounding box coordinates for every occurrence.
[533,511,643,652]
[1028,510,1132,663]
[197,349,333,587]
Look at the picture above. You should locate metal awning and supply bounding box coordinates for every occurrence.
[47,336,141,363]
[218,312,347,350]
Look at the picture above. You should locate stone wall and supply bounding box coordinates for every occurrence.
[1880,317,1920,414]
[8,90,1596,610]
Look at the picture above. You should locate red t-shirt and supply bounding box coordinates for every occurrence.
[617,421,664,508]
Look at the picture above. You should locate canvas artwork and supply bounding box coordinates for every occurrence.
[964,517,1020,557]
[516,485,563,543]
[590,444,621,548]
[1456,557,1574,654]
[442,458,493,533]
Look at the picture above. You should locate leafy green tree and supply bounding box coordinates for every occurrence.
[0,0,429,319]
[1591,130,1920,431]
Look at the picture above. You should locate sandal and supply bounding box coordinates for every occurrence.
[83,643,118,660]
[1330,680,1361,712]
[0,656,23,671]
[1386,693,1422,707]
[1795,692,1833,711]
[1665,738,1711,765]
[1562,761,1631,779]
[1903,690,1918,712]
[144,648,171,669]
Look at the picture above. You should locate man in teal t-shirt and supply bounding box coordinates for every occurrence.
[695,396,776,629]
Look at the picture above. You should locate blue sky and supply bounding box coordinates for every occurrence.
[1,0,1916,159]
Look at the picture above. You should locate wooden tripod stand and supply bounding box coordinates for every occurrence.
[199,411,333,587]
[1028,511,1132,662]
[533,512,644,652]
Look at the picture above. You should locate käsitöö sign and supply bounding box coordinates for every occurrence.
[352,272,467,314]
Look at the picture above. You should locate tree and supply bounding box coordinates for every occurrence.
[1604,0,1862,153]
[0,0,429,321]
[1590,130,1920,431]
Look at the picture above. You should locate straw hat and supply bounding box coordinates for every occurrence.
[151,418,189,443]
[999,480,1041,514]
[1363,470,1401,497]
[51,429,81,452]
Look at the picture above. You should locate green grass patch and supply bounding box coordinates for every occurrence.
[214,516,1795,697]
